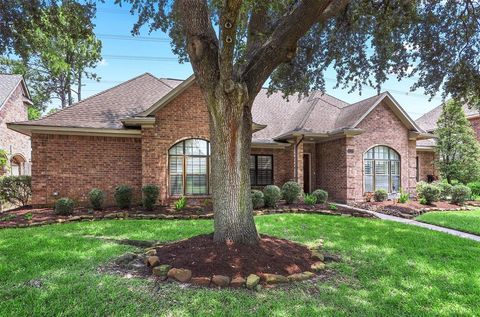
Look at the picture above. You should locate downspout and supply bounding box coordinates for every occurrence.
[293,134,305,182]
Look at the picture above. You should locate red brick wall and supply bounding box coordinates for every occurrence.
[251,146,294,189]
[468,116,480,141]
[348,101,417,201]
[31,134,142,206]
[316,138,348,201]
[416,151,437,182]
[0,83,31,174]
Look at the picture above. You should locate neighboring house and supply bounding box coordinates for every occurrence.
[0,74,32,176]
[8,73,434,206]
[415,103,480,182]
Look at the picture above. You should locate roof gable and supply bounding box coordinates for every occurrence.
[0,74,30,109]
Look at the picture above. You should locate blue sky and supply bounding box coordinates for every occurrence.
[73,1,444,119]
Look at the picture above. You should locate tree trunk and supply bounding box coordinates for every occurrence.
[208,83,259,245]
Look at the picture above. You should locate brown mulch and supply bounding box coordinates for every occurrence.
[151,233,317,278]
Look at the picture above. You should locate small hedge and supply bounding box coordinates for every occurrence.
[436,182,453,200]
[55,197,74,215]
[312,189,328,204]
[114,184,133,209]
[467,181,480,198]
[374,189,388,202]
[0,175,31,206]
[142,184,159,210]
[450,185,471,205]
[416,182,440,205]
[281,181,302,204]
[251,190,265,209]
[263,185,282,208]
[304,194,317,205]
[88,188,104,210]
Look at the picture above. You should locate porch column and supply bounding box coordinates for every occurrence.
[294,136,304,188]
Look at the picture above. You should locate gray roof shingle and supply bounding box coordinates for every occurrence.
[416,102,480,132]
[0,74,23,108]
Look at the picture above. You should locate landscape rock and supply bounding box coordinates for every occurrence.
[262,273,288,284]
[246,274,260,289]
[287,272,315,282]
[115,252,137,265]
[152,264,171,277]
[311,261,326,271]
[147,256,160,267]
[211,275,230,287]
[230,276,246,288]
[145,249,157,256]
[190,277,211,286]
[167,268,192,282]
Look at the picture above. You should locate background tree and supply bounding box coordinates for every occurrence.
[1,1,101,109]
[116,0,480,245]
[435,100,480,184]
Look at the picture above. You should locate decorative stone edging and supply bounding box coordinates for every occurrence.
[143,247,326,290]
[1,206,374,229]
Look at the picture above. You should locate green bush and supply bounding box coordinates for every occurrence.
[142,184,159,210]
[174,196,187,211]
[467,181,480,198]
[304,194,317,205]
[419,197,428,205]
[374,189,388,202]
[88,188,104,210]
[436,181,453,200]
[328,203,338,211]
[114,185,133,209]
[450,185,471,205]
[0,175,32,206]
[55,197,74,215]
[251,190,265,209]
[24,212,33,221]
[416,182,440,205]
[263,185,282,208]
[398,189,409,203]
[312,189,328,204]
[281,181,302,204]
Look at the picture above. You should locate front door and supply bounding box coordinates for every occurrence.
[303,154,310,193]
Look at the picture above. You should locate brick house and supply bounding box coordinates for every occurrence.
[8,73,434,206]
[0,74,32,176]
[415,103,480,183]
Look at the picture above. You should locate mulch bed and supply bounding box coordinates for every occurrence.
[150,233,316,278]
[356,200,472,219]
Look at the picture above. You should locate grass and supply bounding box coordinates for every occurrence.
[0,215,479,316]
[416,209,480,235]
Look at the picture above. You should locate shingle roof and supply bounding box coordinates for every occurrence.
[0,74,23,108]
[416,102,480,132]
[10,73,422,142]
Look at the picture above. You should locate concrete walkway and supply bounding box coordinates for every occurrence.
[338,204,480,242]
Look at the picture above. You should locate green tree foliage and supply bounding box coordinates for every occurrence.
[435,100,480,184]
[1,1,102,109]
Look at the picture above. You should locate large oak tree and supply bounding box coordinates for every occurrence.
[115,0,480,245]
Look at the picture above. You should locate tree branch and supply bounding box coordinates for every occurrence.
[240,0,349,98]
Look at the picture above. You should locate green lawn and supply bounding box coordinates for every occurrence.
[416,209,480,235]
[1,215,479,316]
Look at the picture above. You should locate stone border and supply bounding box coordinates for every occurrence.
[144,246,326,290]
[0,205,375,229]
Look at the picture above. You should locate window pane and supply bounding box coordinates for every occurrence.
[185,139,208,155]
[375,160,389,191]
[169,142,184,155]
[257,156,272,170]
[364,160,373,175]
[169,156,183,174]
[251,155,273,185]
[391,161,400,175]
[364,175,374,192]
[392,176,400,193]
[186,175,207,195]
[170,175,183,195]
[186,157,207,174]
[389,149,399,160]
[375,161,389,175]
[364,148,374,159]
[374,146,389,159]
[250,155,256,169]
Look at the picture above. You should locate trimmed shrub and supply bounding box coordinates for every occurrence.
[374,189,388,202]
[450,185,471,205]
[142,184,159,210]
[0,175,31,206]
[251,190,265,209]
[312,189,328,204]
[174,196,187,211]
[436,182,453,200]
[88,188,104,210]
[55,197,74,215]
[263,185,282,208]
[467,181,480,198]
[416,182,440,205]
[304,194,317,206]
[114,184,133,209]
[281,181,302,204]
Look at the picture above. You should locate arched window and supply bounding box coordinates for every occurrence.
[169,139,210,196]
[10,154,26,176]
[364,146,400,193]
